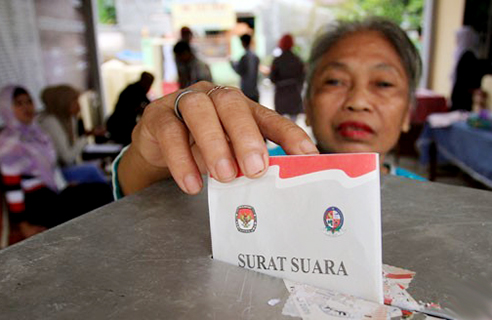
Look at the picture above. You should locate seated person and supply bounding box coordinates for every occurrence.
[113,17,423,198]
[106,72,154,146]
[0,86,113,238]
[38,85,107,185]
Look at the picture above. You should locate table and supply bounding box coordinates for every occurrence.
[418,121,492,188]
[395,89,448,161]
[412,89,448,124]
[0,176,491,319]
[81,143,123,162]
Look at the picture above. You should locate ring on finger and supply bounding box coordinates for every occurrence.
[206,85,229,97]
[174,89,197,122]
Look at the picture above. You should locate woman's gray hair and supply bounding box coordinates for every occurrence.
[306,17,422,103]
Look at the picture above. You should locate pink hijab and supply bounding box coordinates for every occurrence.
[0,85,59,191]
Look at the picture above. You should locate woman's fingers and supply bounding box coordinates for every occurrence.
[128,81,318,195]
[178,90,238,181]
[135,95,203,194]
[209,88,269,178]
[252,103,319,155]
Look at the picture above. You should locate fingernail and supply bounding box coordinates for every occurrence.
[244,153,265,176]
[215,158,236,181]
[183,174,202,194]
[300,139,319,154]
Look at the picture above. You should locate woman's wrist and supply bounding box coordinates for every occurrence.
[118,144,170,196]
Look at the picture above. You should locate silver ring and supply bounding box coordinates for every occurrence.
[206,85,228,96]
[174,89,197,122]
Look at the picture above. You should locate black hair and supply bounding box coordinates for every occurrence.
[173,40,192,55]
[13,87,29,99]
[140,71,154,82]
[240,34,252,47]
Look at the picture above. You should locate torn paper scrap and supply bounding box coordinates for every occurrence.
[282,279,401,319]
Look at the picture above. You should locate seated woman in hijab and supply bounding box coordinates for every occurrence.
[112,17,423,198]
[38,85,107,185]
[0,86,113,238]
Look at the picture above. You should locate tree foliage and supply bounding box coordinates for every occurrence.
[332,0,424,30]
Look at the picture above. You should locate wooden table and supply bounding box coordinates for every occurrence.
[395,89,448,162]
[412,89,448,125]
[0,176,491,319]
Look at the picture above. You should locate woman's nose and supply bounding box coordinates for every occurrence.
[343,86,372,112]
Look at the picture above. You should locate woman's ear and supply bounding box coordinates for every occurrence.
[304,100,312,127]
[401,104,411,133]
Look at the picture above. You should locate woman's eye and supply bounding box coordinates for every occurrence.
[376,81,393,88]
[325,79,342,86]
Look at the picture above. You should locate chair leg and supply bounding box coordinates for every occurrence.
[429,141,437,181]
[0,199,10,249]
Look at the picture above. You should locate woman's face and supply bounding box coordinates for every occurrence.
[306,31,411,159]
[69,98,80,116]
[12,93,35,125]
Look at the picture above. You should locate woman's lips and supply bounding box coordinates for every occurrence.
[337,121,375,139]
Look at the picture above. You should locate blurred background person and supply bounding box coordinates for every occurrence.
[39,85,88,165]
[230,34,260,102]
[450,26,485,111]
[173,40,212,89]
[0,85,113,239]
[106,72,154,146]
[270,34,305,122]
[39,85,107,185]
[179,26,193,45]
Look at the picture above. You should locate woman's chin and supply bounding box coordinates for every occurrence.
[320,141,381,155]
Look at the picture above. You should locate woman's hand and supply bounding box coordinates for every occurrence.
[118,81,318,196]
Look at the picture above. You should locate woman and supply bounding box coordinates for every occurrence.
[39,85,107,184]
[0,86,113,238]
[113,17,422,198]
[304,18,421,176]
[39,85,87,165]
[270,34,305,122]
[450,26,484,111]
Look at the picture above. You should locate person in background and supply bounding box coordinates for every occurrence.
[173,41,212,89]
[179,26,193,45]
[112,17,423,199]
[106,72,154,146]
[450,26,486,111]
[39,85,88,165]
[270,34,305,121]
[230,34,260,102]
[0,86,113,238]
[39,85,107,185]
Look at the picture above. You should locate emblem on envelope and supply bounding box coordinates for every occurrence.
[208,153,383,303]
[235,205,257,233]
[324,206,344,236]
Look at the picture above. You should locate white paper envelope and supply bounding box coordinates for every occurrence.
[208,153,383,303]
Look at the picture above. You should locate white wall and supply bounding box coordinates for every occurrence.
[429,0,466,97]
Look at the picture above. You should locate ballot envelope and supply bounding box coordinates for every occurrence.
[208,153,383,303]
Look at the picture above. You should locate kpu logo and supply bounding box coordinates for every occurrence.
[235,205,257,233]
[323,206,344,236]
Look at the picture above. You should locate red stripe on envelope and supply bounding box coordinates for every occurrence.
[269,154,377,179]
[233,154,377,179]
